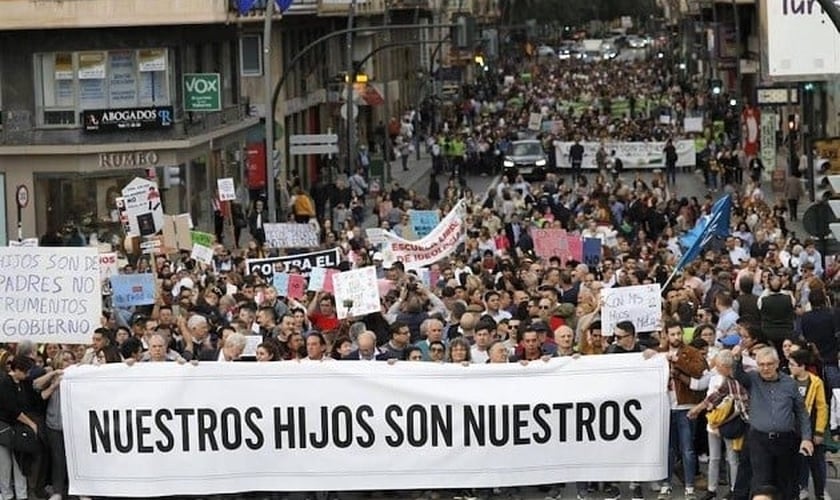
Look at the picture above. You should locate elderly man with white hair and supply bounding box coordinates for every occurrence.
[180,314,215,362]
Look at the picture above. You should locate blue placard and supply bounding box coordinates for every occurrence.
[409,210,440,239]
[110,274,157,308]
[583,238,602,266]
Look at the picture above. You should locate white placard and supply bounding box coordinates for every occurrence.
[528,112,542,131]
[217,178,236,202]
[332,266,380,319]
[264,223,319,248]
[683,117,704,133]
[120,177,164,237]
[190,244,214,265]
[60,356,669,497]
[0,247,102,344]
[601,284,662,335]
[763,0,840,78]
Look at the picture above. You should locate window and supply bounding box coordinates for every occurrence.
[240,35,262,77]
[35,49,172,127]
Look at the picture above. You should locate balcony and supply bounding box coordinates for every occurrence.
[227,0,318,18]
[0,0,230,30]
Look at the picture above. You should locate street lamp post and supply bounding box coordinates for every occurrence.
[345,0,359,177]
[263,0,278,221]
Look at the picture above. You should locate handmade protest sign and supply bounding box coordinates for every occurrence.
[217,178,236,201]
[288,274,306,300]
[61,355,668,497]
[332,266,380,319]
[533,228,568,260]
[264,223,319,248]
[583,238,602,266]
[110,274,156,308]
[0,247,101,344]
[601,284,662,334]
[307,267,336,293]
[408,210,440,239]
[247,248,341,280]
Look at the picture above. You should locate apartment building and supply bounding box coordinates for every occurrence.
[0,0,490,243]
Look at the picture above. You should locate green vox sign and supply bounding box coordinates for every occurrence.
[183,73,221,112]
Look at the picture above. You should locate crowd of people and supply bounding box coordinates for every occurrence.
[0,35,832,500]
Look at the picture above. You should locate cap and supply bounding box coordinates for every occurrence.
[373,252,384,261]
[530,322,550,334]
[719,334,741,348]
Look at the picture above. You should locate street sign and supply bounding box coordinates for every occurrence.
[15,185,28,209]
[183,73,222,112]
[289,134,339,156]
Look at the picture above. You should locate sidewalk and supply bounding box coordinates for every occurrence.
[363,154,434,228]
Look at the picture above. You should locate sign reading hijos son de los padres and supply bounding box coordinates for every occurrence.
[83,106,173,133]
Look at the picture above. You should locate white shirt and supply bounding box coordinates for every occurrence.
[471,346,489,364]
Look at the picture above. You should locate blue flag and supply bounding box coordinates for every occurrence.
[237,0,293,15]
[674,195,732,272]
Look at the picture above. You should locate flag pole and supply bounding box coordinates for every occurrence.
[662,266,680,294]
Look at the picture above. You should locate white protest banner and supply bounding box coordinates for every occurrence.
[264,223,319,248]
[217,178,236,201]
[380,200,466,269]
[247,248,341,280]
[601,284,662,334]
[332,266,380,319]
[61,355,668,497]
[121,177,164,237]
[0,247,101,344]
[553,140,695,169]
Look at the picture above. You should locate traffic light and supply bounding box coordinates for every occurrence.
[710,79,722,95]
[804,82,816,92]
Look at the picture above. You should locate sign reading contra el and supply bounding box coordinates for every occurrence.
[0,247,102,344]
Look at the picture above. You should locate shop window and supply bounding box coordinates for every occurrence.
[34,49,172,128]
[240,35,262,77]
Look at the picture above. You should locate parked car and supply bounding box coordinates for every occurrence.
[536,45,556,57]
[502,140,549,181]
[600,41,619,60]
[627,35,649,49]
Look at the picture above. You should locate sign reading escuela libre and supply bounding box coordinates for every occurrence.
[61,355,669,497]
[83,106,174,133]
[0,247,101,344]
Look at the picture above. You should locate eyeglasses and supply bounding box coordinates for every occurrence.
[430,347,445,352]
[538,305,551,309]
